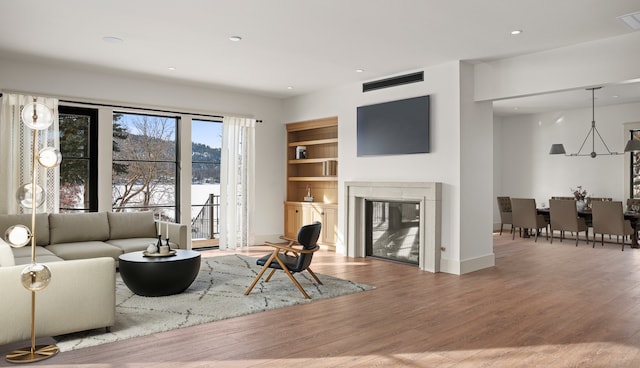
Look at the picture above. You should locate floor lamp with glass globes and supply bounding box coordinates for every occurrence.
[4,98,62,363]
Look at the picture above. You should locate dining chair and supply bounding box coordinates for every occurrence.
[591,201,633,251]
[626,198,640,212]
[625,198,640,242]
[510,198,548,242]
[496,196,513,235]
[549,199,589,246]
[587,197,612,210]
[551,196,574,200]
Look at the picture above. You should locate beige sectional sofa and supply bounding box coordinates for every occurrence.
[0,211,188,265]
[0,249,116,345]
[0,211,188,345]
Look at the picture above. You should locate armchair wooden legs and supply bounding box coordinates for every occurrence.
[244,250,277,297]
[244,249,324,300]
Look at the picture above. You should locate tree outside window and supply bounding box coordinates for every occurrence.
[112,113,178,221]
[631,130,640,198]
[59,106,98,212]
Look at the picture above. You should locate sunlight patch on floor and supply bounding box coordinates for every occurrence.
[156,342,640,367]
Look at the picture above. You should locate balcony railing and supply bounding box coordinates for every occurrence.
[191,193,220,240]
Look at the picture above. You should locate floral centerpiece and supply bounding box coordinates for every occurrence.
[571,186,588,201]
[571,186,588,211]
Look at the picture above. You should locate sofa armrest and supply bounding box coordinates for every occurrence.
[0,257,116,345]
[156,221,188,249]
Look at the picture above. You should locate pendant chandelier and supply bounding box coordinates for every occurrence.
[549,87,639,158]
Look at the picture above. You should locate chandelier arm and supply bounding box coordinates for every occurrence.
[592,125,622,155]
[572,126,595,156]
[550,87,623,158]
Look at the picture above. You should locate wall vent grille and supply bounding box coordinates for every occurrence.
[362,71,424,92]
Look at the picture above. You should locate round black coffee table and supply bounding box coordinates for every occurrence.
[118,249,201,297]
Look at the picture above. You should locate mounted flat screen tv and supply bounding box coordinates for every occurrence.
[357,95,430,156]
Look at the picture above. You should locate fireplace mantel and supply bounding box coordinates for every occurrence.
[344,181,442,272]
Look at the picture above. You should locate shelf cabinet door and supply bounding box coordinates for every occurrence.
[284,202,303,239]
[321,205,338,245]
[284,202,337,247]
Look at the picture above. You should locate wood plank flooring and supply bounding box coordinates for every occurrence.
[3,234,640,367]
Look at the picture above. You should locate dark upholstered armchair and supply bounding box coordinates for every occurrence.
[245,221,322,299]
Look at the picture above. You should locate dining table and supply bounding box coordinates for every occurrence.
[536,207,640,249]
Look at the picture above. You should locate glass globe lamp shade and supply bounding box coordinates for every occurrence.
[16,183,46,209]
[21,102,53,130]
[4,225,31,247]
[38,147,62,168]
[20,263,52,291]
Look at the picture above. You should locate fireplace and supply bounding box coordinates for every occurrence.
[345,181,442,272]
[365,200,420,265]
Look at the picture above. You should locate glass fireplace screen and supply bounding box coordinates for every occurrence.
[365,200,420,265]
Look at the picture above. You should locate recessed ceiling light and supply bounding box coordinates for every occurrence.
[229,36,242,42]
[510,30,523,35]
[167,66,176,71]
[356,69,365,73]
[102,36,124,43]
[287,86,294,90]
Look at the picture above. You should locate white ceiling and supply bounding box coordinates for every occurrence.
[1,0,639,115]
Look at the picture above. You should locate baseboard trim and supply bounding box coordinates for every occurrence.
[253,234,283,245]
[440,253,495,275]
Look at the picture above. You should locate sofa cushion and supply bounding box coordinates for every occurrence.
[10,245,63,265]
[49,212,110,244]
[0,213,50,246]
[106,238,160,253]
[45,241,123,262]
[107,211,157,239]
[0,239,15,267]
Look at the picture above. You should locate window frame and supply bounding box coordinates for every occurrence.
[58,105,99,212]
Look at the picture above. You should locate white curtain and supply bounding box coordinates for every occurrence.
[219,116,256,249]
[0,93,60,214]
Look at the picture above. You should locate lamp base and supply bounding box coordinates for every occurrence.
[5,344,59,364]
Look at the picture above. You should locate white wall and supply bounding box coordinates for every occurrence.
[459,62,494,271]
[493,116,505,227]
[0,56,286,242]
[282,61,496,274]
[496,102,640,209]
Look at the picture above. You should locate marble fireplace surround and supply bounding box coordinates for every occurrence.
[344,181,442,272]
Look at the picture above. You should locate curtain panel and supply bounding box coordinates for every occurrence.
[219,116,256,249]
[0,93,60,214]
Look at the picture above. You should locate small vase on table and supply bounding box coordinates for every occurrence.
[576,200,586,212]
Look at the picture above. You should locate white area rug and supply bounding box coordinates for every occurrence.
[55,254,374,351]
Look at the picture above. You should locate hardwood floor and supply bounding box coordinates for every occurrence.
[3,234,640,367]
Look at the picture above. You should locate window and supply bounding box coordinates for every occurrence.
[58,106,98,212]
[191,119,222,241]
[192,119,222,185]
[630,129,640,198]
[112,112,179,221]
